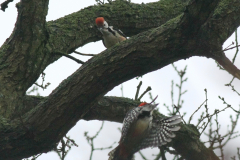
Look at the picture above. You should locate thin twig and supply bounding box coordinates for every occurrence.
[215,114,224,160]
[84,122,114,160]
[153,151,162,160]
[96,0,104,4]
[160,147,166,160]
[188,99,207,124]
[222,44,240,52]
[55,51,84,64]
[199,89,211,135]
[121,84,124,97]
[224,41,234,50]
[138,151,148,160]
[171,80,174,111]
[135,81,142,100]
[174,105,187,124]
[138,86,152,101]
[218,96,240,113]
[95,142,116,151]
[171,64,188,114]
[225,82,240,96]
[73,51,95,56]
[227,77,235,86]
[34,72,50,90]
[64,136,78,147]
[232,29,239,63]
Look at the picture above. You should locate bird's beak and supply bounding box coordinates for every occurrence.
[142,95,158,112]
[142,103,158,112]
[150,95,158,104]
[150,103,158,110]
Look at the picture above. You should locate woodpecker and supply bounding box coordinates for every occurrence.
[95,17,127,48]
[108,96,182,160]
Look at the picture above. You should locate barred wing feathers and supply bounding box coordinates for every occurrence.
[133,115,181,153]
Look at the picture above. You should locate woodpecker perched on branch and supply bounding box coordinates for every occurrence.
[95,17,127,48]
[108,96,182,160]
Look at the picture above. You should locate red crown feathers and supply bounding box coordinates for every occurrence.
[138,102,147,107]
[95,17,104,26]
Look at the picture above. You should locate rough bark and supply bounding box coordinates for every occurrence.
[0,0,239,159]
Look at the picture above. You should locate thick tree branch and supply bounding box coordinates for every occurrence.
[3,96,219,160]
[0,0,14,11]
[0,0,50,118]
[0,0,188,118]
[0,0,223,159]
[1,0,239,117]
[0,0,49,91]
[44,0,189,69]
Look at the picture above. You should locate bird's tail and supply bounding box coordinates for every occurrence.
[108,145,135,160]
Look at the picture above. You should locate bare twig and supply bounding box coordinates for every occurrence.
[121,84,124,97]
[218,96,240,113]
[95,0,104,4]
[84,121,115,160]
[222,44,240,52]
[238,148,240,160]
[171,64,188,114]
[138,151,148,160]
[138,86,152,101]
[224,41,234,51]
[225,82,240,96]
[135,81,142,100]
[95,142,116,150]
[73,51,95,56]
[23,153,42,160]
[64,136,78,147]
[54,136,77,160]
[174,105,187,124]
[199,89,211,135]
[34,72,50,90]
[160,147,166,160]
[188,99,207,124]
[27,86,40,96]
[214,114,224,160]
[227,77,235,86]
[232,29,239,64]
[55,51,84,64]
[153,151,161,160]
[202,101,240,160]
[171,80,174,110]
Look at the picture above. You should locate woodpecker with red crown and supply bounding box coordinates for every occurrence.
[108,96,182,160]
[95,17,127,48]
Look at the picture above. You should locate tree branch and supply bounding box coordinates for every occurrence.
[5,96,220,160]
[0,0,14,11]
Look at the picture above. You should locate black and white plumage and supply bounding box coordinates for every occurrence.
[108,96,181,160]
[95,17,127,48]
[132,115,181,153]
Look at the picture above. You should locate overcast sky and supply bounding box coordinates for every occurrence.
[0,0,240,160]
